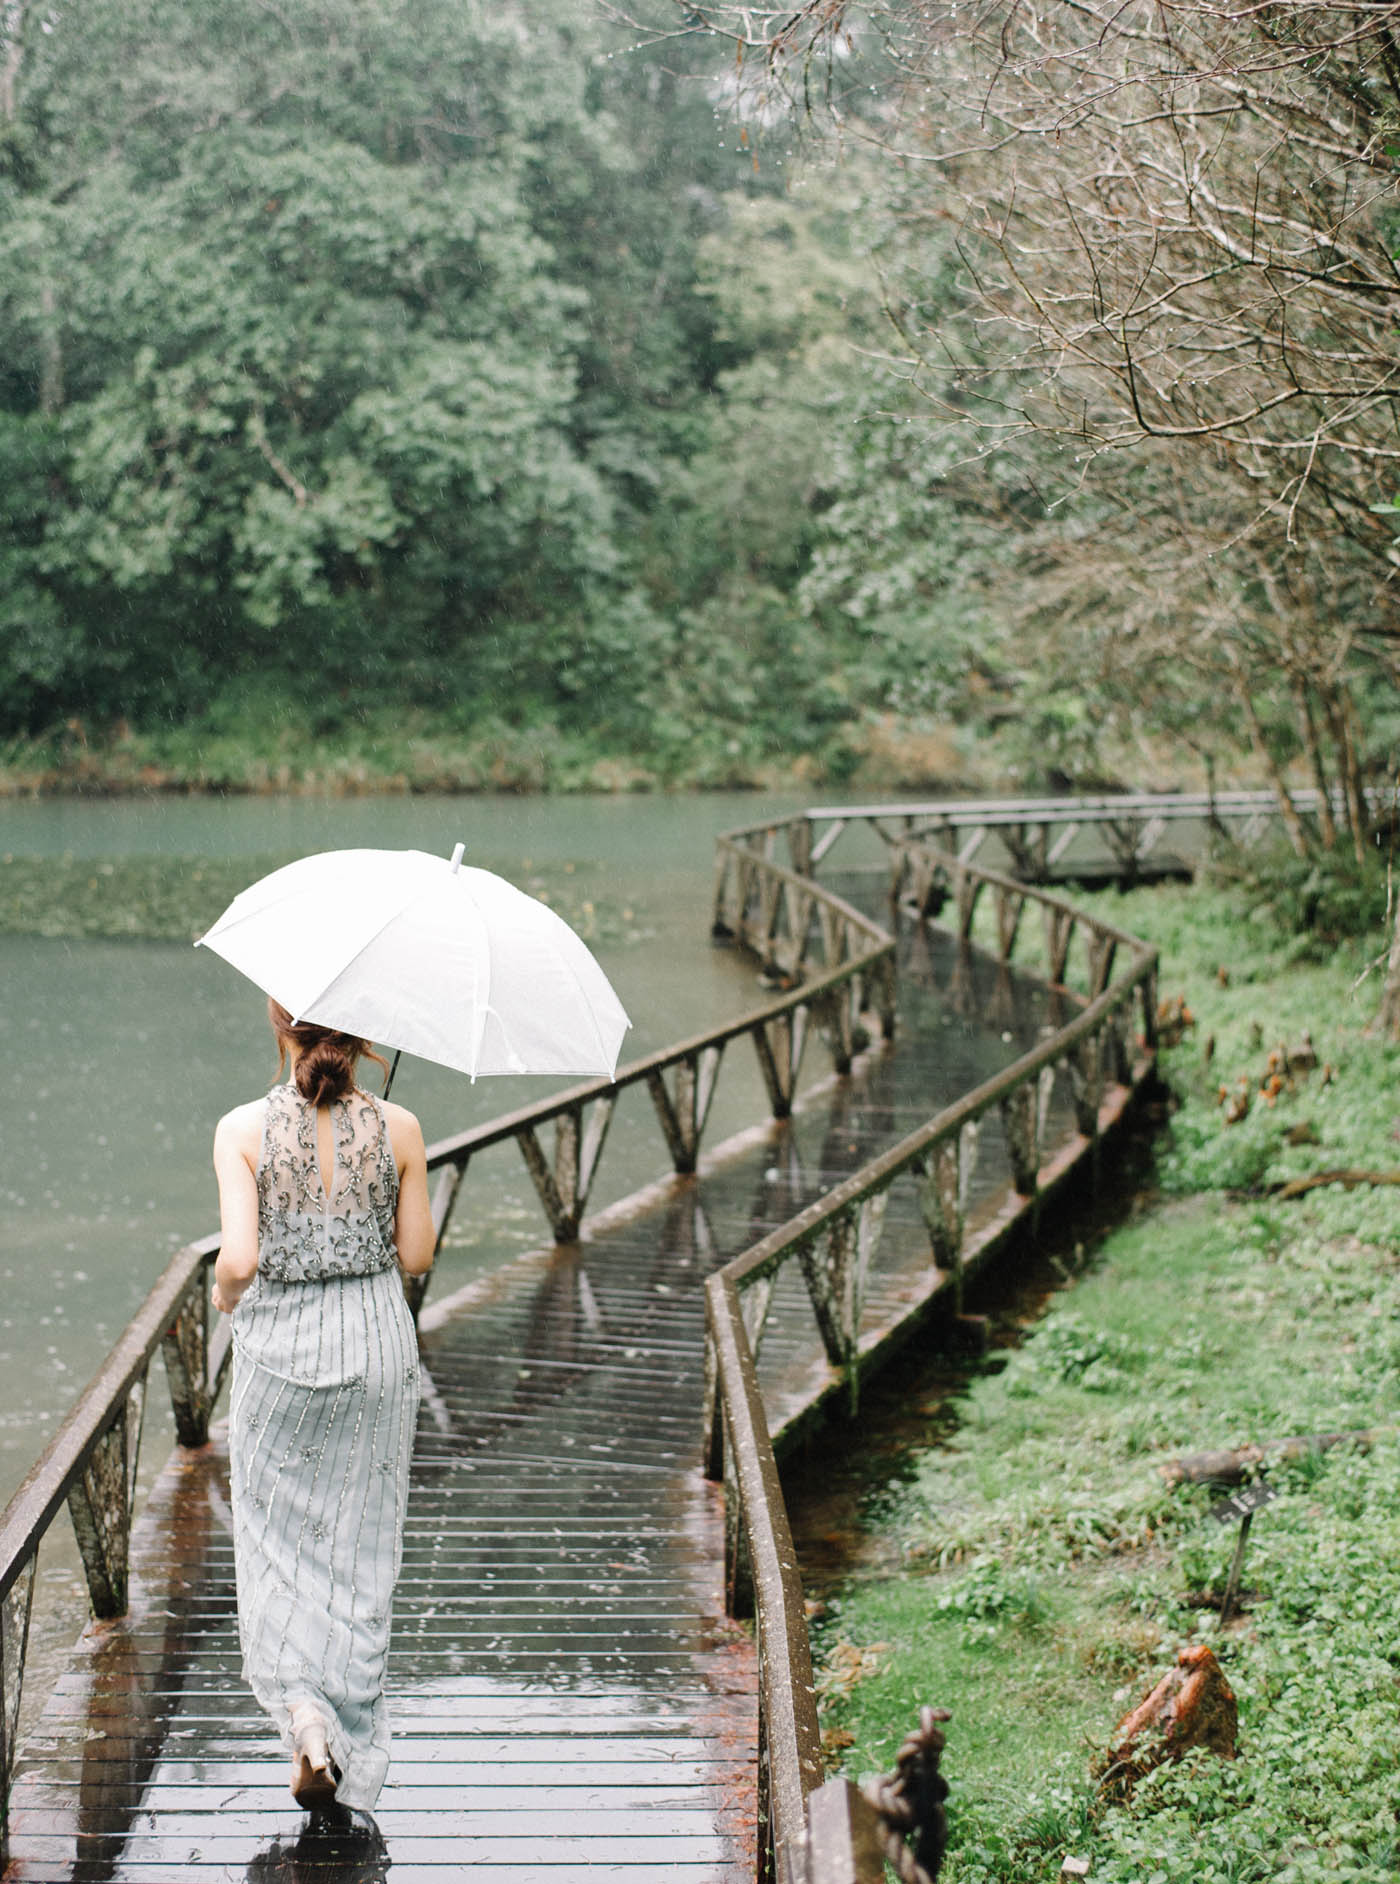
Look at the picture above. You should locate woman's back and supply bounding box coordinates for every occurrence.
[256,1084,399,1283]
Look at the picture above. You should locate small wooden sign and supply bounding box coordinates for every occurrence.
[1210,1482,1277,1526]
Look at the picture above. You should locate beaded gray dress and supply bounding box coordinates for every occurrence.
[228,1083,420,1811]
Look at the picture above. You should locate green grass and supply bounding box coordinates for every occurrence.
[814,878,1400,1882]
[0,702,982,799]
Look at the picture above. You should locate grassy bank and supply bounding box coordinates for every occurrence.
[0,708,999,800]
[811,877,1400,1882]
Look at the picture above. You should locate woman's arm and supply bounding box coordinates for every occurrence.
[213,1106,262,1314]
[387,1106,435,1277]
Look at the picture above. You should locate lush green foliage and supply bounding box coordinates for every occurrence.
[8,0,1397,797]
[0,0,803,760]
[2,0,988,789]
[812,881,1400,1880]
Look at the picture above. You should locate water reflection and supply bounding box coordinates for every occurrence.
[245,1812,390,1884]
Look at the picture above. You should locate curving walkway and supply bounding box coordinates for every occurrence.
[2,852,1136,1882]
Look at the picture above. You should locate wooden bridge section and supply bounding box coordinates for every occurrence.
[0,796,1189,1883]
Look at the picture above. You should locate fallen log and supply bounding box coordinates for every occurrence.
[1268,1168,1400,1200]
[1163,1429,1378,1488]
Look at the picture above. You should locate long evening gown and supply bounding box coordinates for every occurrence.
[228,1083,420,1811]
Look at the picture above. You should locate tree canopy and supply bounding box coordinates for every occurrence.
[5,0,1400,818]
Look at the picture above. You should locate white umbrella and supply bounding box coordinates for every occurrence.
[196,843,630,1081]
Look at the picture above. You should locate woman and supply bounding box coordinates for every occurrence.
[212,1001,434,1815]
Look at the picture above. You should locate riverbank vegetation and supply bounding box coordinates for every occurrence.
[808,877,1400,1880]
[0,0,985,799]
[5,0,1398,814]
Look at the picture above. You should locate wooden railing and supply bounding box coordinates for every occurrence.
[732,786,1340,884]
[412,867,896,1317]
[703,818,1160,1884]
[0,849,894,1852]
[0,1227,226,1844]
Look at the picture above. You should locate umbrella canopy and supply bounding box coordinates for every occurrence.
[196,845,630,1080]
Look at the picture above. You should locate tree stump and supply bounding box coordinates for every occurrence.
[1100,1644,1238,1796]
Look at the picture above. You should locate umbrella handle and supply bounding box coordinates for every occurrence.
[383,1049,401,1100]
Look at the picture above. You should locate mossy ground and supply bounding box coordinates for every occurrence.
[811,876,1400,1883]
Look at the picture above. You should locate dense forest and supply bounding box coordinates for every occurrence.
[2,0,1399,806]
[0,0,897,788]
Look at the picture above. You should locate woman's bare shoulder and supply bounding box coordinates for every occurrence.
[380,1101,426,1158]
[214,1098,268,1158]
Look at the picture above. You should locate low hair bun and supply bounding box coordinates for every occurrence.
[267,998,389,1102]
[295,1037,356,1106]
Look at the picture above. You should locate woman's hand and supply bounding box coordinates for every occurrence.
[212,1280,238,1315]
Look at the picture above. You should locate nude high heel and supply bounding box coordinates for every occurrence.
[289,1708,340,1811]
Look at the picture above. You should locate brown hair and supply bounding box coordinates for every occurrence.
[267,1000,390,1106]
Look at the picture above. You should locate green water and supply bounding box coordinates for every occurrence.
[0,789,876,1506]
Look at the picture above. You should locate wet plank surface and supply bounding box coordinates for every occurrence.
[4,905,1070,1883]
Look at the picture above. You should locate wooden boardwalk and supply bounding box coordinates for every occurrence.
[2,902,1061,1883]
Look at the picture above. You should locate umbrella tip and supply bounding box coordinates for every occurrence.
[449,842,465,874]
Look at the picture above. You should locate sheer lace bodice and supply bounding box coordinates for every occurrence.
[256,1083,399,1282]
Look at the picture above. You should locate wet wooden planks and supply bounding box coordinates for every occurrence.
[4,913,1062,1882]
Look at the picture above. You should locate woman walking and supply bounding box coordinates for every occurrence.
[212,1001,434,1815]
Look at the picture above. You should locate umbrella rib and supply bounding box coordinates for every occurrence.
[550,940,624,1072]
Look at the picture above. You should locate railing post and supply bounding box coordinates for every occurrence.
[787,816,813,878]
[865,952,898,1042]
[161,1274,212,1447]
[994,885,1024,963]
[702,1333,725,1482]
[1044,903,1074,986]
[757,1683,776,1884]
[648,1045,724,1175]
[66,1375,146,1620]
[723,1448,755,1619]
[517,1099,615,1243]
[1089,932,1118,996]
[754,1009,809,1119]
[918,1137,963,1278]
[999,1082,1040,1197]
[806,1779,888,1884]
[405,1154,470,1322]
[1,1551,37,1865]
[713,844,738,939]
[1140,958,1159,1050]
[796,1197,886,1415]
